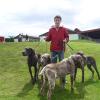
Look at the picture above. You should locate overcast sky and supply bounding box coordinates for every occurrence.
[0,0,100,37]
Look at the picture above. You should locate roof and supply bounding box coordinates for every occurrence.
[76,28,100,34]
[68,29,76,34]
[39,32,48,37]
[77,28,100,39]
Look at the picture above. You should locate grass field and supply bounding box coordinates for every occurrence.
[0,40,100,100]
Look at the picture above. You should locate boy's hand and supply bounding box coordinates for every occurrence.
[63,39,67,42]
[63,39,69,43]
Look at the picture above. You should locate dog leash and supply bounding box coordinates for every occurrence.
[64,42,75,56]
[66,43,74,51]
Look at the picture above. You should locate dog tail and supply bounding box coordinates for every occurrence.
[39,66,47,76]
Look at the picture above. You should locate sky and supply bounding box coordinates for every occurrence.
[0,0,100,37]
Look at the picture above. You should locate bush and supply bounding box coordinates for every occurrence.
[5,38,14,42]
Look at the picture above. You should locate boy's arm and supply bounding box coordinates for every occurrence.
[63,28,69,43]
[45,29,52,42]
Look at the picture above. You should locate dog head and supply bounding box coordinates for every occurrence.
[76,51,86,61]
[22,48,35,56]
[40,53,51,66]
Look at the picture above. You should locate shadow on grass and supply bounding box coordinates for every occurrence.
[38,85,85,100]
[17,80,34,97]
[37,80,85,100]
[38,78,99,100]
[16,78,99,100]
[83,78,99,86]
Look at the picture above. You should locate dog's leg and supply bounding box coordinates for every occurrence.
[60,77,66,89]
[82,66,84,83]
[70,74,74,92]
[47,71,55,100]
[33,66,38,83]
[47,88,52,100]
[36,64,39,81]
[47,80,55,100]
[47,85,52,100]
[40,73,46,96]
[92,63,100,79]
[74,67,77,81]
[28,67,33,81]
[40,74,44,85]
[87,64,94,79]
[37,63,41,76]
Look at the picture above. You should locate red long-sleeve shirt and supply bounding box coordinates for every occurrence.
[46,26,69,51]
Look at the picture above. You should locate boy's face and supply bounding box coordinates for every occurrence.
[54,18,61,27]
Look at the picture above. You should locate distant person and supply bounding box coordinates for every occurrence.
[45,15,69,86]
[18,34,22,42]
[25,34,28,41]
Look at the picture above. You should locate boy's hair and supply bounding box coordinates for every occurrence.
[54,15,62,20]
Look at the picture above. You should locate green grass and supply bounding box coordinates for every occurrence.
[0,40,100,100]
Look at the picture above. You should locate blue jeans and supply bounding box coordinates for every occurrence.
[51,50,66,86]
[51,50,64,63]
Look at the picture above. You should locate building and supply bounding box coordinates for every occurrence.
[68,29,79,40]
[14,34,40,42]
[0,36,5,43]
[75,28,100,42]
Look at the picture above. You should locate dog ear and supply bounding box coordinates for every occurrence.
[77,51,84,56]
[29,48,35,55]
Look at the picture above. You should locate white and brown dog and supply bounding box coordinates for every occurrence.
[39,56,75,100]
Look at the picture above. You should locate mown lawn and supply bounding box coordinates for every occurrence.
[0,40,100,100]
